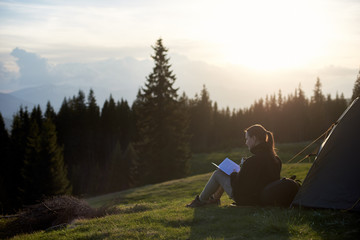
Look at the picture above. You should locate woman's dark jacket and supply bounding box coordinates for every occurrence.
[230,143,282,205]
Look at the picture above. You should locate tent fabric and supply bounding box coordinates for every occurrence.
[292,97,360,212]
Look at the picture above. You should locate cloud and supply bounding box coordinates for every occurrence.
[4,47,154,89]
[50,57,153,90]
[11,48,51,86]
[0,62,15,84]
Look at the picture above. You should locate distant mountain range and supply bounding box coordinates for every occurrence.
[0,92,34,117]
[0,92,33,130]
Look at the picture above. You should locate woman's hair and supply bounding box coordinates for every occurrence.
[245,124,276,155]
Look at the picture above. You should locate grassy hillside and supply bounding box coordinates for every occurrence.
[3,143,360,239]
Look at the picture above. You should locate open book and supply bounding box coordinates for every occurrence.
[212,158,241,176]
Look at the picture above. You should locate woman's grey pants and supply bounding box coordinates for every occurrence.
[199,169,233,202]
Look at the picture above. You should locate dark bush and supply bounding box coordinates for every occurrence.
[1,195,118,238]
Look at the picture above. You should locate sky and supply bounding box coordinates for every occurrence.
[0,0,359,109]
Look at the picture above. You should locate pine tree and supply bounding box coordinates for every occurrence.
[56,98,70,148]
[351,69,360,101]
[309,77,327,139]
[30,105,42,131]
[85,89,101,187]
[45,101,56,122]
[101,95,117,155]
[7,107,31,212]
[311,77,325,104]
[116,99,136,150]
[40,118,72,196]
[22,118,43,203]
[277,89,283,109]
[189,85,212,152]
[99,95,119,192]
[106,142,138,192]
[291,84,309,141]
[22,109,71,204]
[0,113,11,213]
[134,38,191,184]
[56,91,88,194]
[107,141,124,192]
[122,143,138,188]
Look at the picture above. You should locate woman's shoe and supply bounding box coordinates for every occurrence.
[208,196,221,206]
[186,195,206,208]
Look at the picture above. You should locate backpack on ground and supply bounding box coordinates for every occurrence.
[260,176,301,207]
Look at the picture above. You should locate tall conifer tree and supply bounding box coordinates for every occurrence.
[0,113,10,212]
[134,38,190,184]
[351,69,360,101]
[22,108,71,204]
[40,118,72,196]
[309,77,327,138]
[7,108,30,212]
[189,85,212,152]
[45,101,56,122]
[22,119,43,204]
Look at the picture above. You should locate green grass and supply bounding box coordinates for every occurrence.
[4,142,360,239]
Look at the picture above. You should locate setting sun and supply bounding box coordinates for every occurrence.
[204,0,331,70]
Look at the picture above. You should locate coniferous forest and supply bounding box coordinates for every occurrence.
[1,39,360,214]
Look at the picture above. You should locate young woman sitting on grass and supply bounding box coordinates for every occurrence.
[186,124,282,207]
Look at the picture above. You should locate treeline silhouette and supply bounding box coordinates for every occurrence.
[1,39,359,214]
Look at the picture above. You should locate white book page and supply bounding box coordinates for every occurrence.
[212,158,240,175]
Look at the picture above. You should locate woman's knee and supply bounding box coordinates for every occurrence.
[213,169,229,181]
[213,169,223,177]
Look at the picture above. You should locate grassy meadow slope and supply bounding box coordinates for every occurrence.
[4,143,360,239]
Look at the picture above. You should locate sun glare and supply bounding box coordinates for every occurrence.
[205,0,330,70]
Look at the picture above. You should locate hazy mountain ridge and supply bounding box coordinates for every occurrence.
[0,93,35,130]
[1,48,357,127]
[0,84,136,119]
[0,92,35,117]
